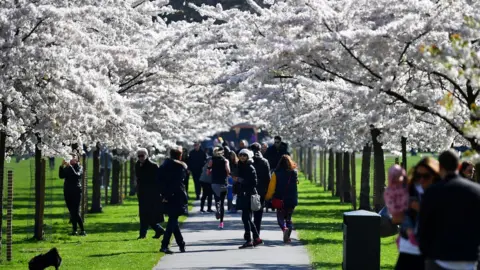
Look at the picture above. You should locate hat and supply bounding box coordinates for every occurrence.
[238,149,254,160]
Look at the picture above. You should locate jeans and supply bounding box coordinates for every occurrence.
[200,182,213,210]
[242,209,259,242]
[192,172,202,198]
[161,214,184,249]
[64,190,84,232]
[277,207,294,230]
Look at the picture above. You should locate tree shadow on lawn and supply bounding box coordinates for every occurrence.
[88,251,157,257]
[294,208,347,219]
[294,221,342,233]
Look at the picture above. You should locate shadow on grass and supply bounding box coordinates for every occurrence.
[88,251,157,257]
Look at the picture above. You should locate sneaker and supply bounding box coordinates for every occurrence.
[137,235,146,240]
[70,231,78,236]
[253,238,263,247]
[200,209,206,213]
[79,231,87,236]
[207,209,215,213]
[152,229,165,239]
[218,222,224,229]
[238,241,254,249]
[159,247,174,254]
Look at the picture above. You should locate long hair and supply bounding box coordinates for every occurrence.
[408,157,441,185]
[276,155,297,171]
[230,151,239,165]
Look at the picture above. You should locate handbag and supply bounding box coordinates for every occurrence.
[251,193,261,211]
[271,172,292,209]
[379,206,399,238]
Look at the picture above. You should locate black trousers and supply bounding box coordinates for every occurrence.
[395,253,425,270]
[64,190,84,232]
[242,209,259,242]
[191,171,202,198]
[138,197,164,237]
[161,214,184,249]
[200,182,213,210]
[214,191,227,222]
[253,196,265,234]
[183,172,190,198]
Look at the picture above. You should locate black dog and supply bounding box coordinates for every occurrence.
[29,247,62,270]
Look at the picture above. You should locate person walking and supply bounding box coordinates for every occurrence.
[228,151,240,213]
[236,149,262,248]
[265,136,290,171]
[59,153,86,236]
[394,157,440,270]
[265,155,298,243]
[199,155,214,213]
[207,146,230,229]
[159,146,188,254]
[250,143,271,235]
[135,148,165,239]
[418,150,480,270]
[188,142,207,200]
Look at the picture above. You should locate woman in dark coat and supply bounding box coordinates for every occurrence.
[266,155,298,243]
[59,153,86,236]
[158,146,188,254]
[236,149,261,248]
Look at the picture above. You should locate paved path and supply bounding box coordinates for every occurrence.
[154,201,311,270]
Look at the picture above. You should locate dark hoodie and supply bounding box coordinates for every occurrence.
[158,158,188,216]
[252,152,271,197]
[265,142,290,170]
[236,159,258,211]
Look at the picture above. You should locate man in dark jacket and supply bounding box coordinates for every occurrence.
[188,142,206,200]
[418,150,480,270]
[135,148,165,239]
[159,146,188,254]
[250,143,271,235]
[265,136,290,170]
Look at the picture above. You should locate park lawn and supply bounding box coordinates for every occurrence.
[314,153,434,206]
[295,174,398,270]
[1,158,195,270]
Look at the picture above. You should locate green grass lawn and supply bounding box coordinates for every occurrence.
[0,157,195,269]
[295,173,398,269]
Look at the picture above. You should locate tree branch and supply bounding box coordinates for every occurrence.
[22,18,46,42]
[323,20,382,80]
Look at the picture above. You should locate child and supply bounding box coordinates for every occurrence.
[383,165,409,225]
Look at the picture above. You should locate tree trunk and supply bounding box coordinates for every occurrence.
[313,149,317,184]
[298,148,303,171]
[104,154,109,206]
[124,161,128,198]
[81,154,87,219]
[351,152,357,210]
[110,157,120,204]
[129,157,136,196]
[90,144,102,213]
[308,148,313,182]
[343,152,352,203]
[401,137,407,170]
[359,144,372,210]
[34,137,46,240]
[328,149,334,194]
[335,152,343,201]
[371,128,386,212]
[323,151,327,190]
[0,103,7,254]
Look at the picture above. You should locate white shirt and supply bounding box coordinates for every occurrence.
[435,260,477,270]
[398,237,421,255]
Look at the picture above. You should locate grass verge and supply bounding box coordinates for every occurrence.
[1,158,194,269]
[295,174,398,270]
